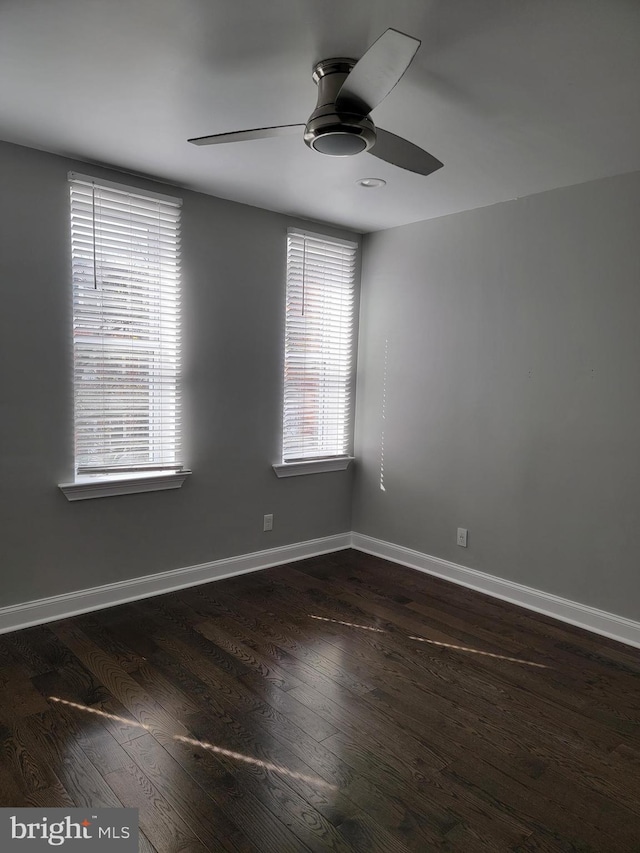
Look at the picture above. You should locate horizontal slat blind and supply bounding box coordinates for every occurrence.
[283,230,357,462]
[69,174,182,475]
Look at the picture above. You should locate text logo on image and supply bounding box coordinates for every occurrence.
[0,808,138,850]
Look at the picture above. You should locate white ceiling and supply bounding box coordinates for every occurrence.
[1,0,639,232]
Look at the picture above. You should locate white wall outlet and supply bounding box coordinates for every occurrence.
[263,513,273,532]
[457,527,468,547]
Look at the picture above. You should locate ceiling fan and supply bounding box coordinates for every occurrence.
[188,28,443,177]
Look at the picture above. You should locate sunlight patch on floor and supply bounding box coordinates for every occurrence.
[48,696,336,790]
[308,614,549,668]
[407,636,548,668]
[309,614,385,632]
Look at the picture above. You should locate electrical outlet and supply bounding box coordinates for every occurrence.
[457,527,468,547]
[263,513,273,532]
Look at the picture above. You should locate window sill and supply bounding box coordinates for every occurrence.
[272,457,354,478]
[58,470,191,501]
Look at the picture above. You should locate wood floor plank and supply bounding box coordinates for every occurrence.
[0,719,61,795]
[281,610,640,818]
[21,781,76,809]
[31,664,146,745]
[349,552,639,667]
[0,549,638,851]
[207,589,381,696]
[122,732,301,853]
[0,672,51,723]
[200,582,640,806]
[16,711,124,808]
[335,812,413,853]
[49,620,192,742]
[180,704,362,830]
[0,747,28,806]
[267,572,640,760]
[227,692,509,850]
[138,830,159,853]
[73,612,151,673]
[156,711,356,853]
[104,762,211,853]
[239,675,339,743]
[441,753,640,853]
[195,617,308,692]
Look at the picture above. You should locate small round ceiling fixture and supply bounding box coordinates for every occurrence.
[356,178,387,188]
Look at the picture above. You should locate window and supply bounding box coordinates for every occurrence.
[275,229,357,477]
[59,173,188,500]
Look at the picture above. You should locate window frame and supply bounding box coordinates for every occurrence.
[59,172,189,501]
[274,228,357,477]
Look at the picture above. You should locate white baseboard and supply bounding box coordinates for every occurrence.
[0,534,351,635]
[2,531,639,650]
[351,533,640,650]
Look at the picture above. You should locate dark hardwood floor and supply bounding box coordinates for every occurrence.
[1,549,640,851]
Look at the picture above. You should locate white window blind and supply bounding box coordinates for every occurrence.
[283,229,357,462]
[69,173,182,476]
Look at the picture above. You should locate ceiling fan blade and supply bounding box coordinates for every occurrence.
[336,29,420,114]
[369,128,443,176]
[188,124,304,146]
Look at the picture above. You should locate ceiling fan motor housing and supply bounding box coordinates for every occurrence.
[304,59,376,156]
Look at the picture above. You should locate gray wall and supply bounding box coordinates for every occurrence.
[0,141,358,608]
[354,171,640,621]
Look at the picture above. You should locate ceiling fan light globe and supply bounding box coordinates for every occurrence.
[304,113,376,157]
[311,132,368,156]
